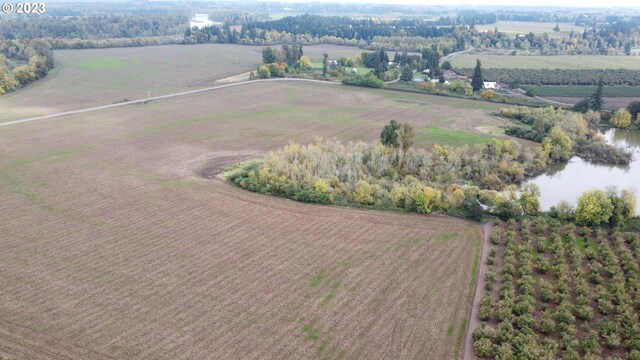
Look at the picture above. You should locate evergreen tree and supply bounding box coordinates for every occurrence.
[471,59,484,91]
[553,23,560,32]
[374,48,389,79]
[322,53,328,77]
[589,77,604,111]
[400,66,413,82]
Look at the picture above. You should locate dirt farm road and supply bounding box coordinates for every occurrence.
[462,222,492,360]
[0,78,341,127]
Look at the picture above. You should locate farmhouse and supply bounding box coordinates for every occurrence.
[483,82,497,90]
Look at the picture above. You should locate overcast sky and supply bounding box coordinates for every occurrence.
[260,0,640,8]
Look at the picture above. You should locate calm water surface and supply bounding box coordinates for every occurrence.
[526,128,640,215]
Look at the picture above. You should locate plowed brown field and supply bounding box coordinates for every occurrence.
[0,44,364,123]
[0,81,486,359]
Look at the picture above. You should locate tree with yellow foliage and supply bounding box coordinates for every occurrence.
[610,108,632,128]
[414,186,442,214]
[575,190,613,226]
[481,89,494,99]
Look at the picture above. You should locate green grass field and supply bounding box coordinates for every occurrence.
[525,85,640,97]
[450,54,640,70]
[417,127,495,146]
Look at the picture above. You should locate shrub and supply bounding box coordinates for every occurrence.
[538,313,556,334]
[474,337,493,357]
[472,325,496,341]
[485,271,496,291]
[494,343,515,360]
[491,230,502,245]
[257,65,271,79]
[573,98,590,113]
[562,348,580,360]
[481,89,495,99]
[342,73,386,88]
[610,108,632,128]
[604,332,621,349]
[539,280,554,303]
[494,199,523,220]
[575,304,595,321]
[414,186,441,214]
[479,294,493,321]
[496,321,515,344]
[549,201,575,221]
[627,100,640,123]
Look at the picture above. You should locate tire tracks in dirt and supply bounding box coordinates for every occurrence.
[461,222,492,360]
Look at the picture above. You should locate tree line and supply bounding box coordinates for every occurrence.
[0,39,54,95]
[500,106,632,166]
[0,14,188,41]
[186,14,638,55]
[455,68,640,87]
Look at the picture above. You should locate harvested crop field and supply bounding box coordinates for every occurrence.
[0,44,363,123]
[0,79,490,359]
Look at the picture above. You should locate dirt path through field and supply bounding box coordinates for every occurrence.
[462,222,492,360]
[0,78,340,127]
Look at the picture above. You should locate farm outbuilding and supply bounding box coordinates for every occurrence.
[483,82,497,89]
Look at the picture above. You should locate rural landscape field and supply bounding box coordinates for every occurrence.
[0,48,501,359]
[1,1,640,360]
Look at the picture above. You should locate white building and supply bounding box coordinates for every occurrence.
[483,82,497,90]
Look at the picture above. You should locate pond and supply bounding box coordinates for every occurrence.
[526,128,640,215]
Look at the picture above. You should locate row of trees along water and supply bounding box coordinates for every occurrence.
[224,109,632,223]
